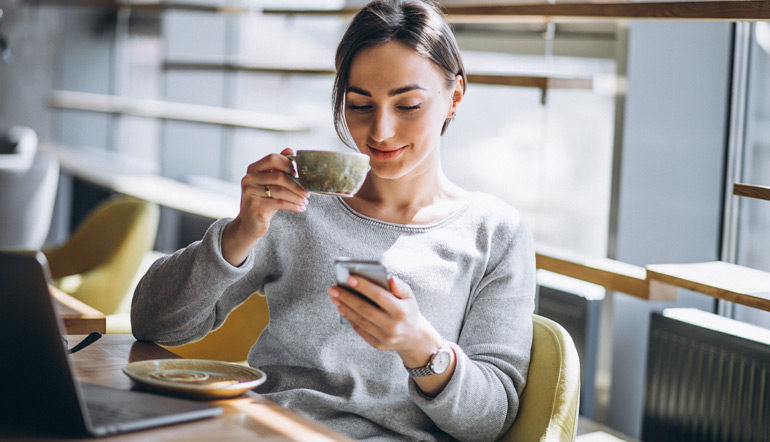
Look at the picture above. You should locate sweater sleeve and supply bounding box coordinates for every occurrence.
[408,214,536,442]
[131,218,261,346]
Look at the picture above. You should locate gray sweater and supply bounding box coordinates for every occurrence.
[131,193,535,441]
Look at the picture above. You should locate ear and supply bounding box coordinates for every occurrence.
[446,75,464,118]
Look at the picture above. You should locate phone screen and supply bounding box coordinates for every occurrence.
[334,258,390,324]
[335,258,390,292]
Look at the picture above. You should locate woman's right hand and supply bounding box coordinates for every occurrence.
[222,148,309,266]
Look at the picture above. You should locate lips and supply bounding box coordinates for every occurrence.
[367,144,406,161]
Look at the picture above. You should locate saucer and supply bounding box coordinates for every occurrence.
[123,359,266,399]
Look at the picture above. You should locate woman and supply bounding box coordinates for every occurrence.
[131,1,535,440]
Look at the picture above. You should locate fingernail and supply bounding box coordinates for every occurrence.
[347,276,358,287]
[328,287,338,297]
[297,205,306,212]
[302,198,309,205]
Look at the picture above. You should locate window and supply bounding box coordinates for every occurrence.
[53,3,616,258]
[734,22,770,328]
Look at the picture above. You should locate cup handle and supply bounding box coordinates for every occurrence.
[284,154,302,187]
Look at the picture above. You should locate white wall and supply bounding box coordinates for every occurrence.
[609,21,732,437]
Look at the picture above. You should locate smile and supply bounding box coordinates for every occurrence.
[368,144,406,160]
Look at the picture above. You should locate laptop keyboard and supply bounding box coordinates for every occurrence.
[87,401,161,425]
[75,383,222,436]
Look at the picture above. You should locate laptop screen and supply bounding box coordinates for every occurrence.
[0,251,92,434]
[0,251,223,437]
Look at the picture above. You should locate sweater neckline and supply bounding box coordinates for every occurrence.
[333,195,473,231]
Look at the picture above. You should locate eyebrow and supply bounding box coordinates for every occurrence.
[346,84,428,97]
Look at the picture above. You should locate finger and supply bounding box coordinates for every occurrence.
[242,186,306,213]
[280,148,297,177]
[247,153,294,175]
[336,297,387,343]
[264,170,309,199]
[248,182,308,208]
[347,275,401,313]
[266,198,307,213]
[242,179,299,204]
[349,320,385,349]
[243,170,308,200]
[334,285,390,325]
[388,276,413,300]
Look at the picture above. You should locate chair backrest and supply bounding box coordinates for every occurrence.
[44,196,159,315]
[499,314,581,442]
[0,152,59,249]
[166,292,269,362]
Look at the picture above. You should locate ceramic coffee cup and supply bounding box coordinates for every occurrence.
[286,150,370,196]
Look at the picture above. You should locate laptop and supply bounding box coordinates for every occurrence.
[0,251,223,437]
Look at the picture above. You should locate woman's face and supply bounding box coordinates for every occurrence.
[344,41,461,181]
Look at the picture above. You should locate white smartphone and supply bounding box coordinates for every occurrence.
[334,257,391,324]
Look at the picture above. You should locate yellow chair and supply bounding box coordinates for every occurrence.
[165,307,580,440]
[164,292,269,363]
[499,314,581,442]
[44,196,159,331]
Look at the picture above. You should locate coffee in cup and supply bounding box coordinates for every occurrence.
[286,150,370,197]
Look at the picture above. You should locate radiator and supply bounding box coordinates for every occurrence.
[643,309,770,442]
[536,270,604,418]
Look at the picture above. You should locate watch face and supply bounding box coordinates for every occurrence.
[430,350,452,375]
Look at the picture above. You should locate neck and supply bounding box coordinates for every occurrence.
[357,152,452,210]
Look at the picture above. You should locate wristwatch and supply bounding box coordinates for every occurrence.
[405,338,453,377]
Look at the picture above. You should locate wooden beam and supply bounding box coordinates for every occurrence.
[443,1,770,21]
[27,0,255,13]
[734,182,770,202]
[646,261,770,311]
[261,6,358,18]
[468,73,594,90]
[40,1,770,21]
[162,61,594,92]
[264,1,770,22]
[535,247,652,300]
[162,61,336,76]
[48,90,309,133]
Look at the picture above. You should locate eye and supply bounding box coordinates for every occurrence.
[348,104,373,112]
[397,104,422,112]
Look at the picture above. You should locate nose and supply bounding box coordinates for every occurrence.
[370,108,395,143]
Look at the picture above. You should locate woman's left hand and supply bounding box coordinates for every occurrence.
[327,275,444,369]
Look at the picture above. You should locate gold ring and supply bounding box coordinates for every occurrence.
[264,185,272,199]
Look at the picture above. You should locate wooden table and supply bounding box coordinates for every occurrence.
[646,261,770,311]
[0,334,351,441]
[50,285,106,334]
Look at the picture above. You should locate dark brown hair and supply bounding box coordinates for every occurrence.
[332,0,467,148]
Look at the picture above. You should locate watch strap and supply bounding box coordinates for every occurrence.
[405,338,450,378]
[406,365,436,378]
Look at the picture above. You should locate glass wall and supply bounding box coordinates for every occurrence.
[46,3,615,262]
[177,7,616,258]
[50,2,616,257]
[734,22,770,328]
